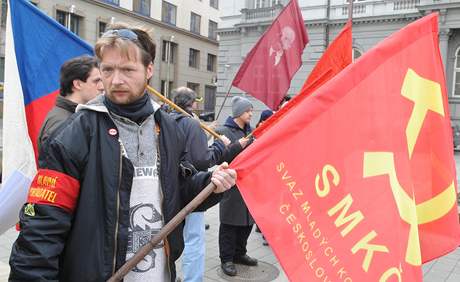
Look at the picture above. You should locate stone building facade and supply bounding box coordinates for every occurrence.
[217,0,460,126]
[0,0,222,113]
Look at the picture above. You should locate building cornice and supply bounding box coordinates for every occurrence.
[327,13,422,26]
[88,0,218,45]
[218,28,240,36]
[417,2,460,11]
[219,12,422,35]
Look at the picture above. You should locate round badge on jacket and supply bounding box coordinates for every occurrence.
[108,128,118,136]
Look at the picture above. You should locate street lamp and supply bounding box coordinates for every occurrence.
[165,35,175,98]
[67,5,75,32]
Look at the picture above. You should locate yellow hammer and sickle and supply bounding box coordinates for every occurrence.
[362,69,457,266]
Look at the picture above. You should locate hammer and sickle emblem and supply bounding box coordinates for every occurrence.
[362,69,457,266]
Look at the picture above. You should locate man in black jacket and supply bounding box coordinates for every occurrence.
[170,86,231,282]
[37,55,103,150]
[9,25,236,282]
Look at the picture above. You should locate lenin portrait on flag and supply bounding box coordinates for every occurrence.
[269,26,296,66]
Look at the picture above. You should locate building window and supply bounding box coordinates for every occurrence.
[254,0,279,8]
[162,1,177,26]
[207,54,216,72]
[208,20,218,40]
[190,12,201,34]
[1,0,7,27]
[0,57,4,99]
[0,56,4,83]
[103,0,120,5]
[133,0,151,17]
[162,40,177,64]
[353,47,363,61]
[255,0,272,8]
[189,49,200,69]
[187,82,200,96]
[204,85,217,112]
[56,10,67,26]
[56,10,81,35]
[98,21,107,38]
[453,47,460,97]
[210,0,219,9]
[70,15,81,35]
[161,80,173,97]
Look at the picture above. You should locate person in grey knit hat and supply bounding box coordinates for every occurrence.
[232,96,253,118]
[216,95,256,277]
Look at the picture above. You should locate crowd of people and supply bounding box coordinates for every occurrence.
[7,23,287,282]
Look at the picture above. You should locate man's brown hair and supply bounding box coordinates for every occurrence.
[95,23,156,67]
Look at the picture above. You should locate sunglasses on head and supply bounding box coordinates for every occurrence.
[101,29,138,41]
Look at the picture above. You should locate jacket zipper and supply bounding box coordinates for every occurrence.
[156,123,172,279]
[112,145,123,275]
[158,169,171,279]
[158,184,172,279]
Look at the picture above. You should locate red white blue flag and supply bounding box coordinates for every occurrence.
[0,0,92,234]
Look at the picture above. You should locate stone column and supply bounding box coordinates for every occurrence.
[439,28,451,67]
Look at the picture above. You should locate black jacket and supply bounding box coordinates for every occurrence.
[37,96,78,151]
[9,101,220,282]
[216,117,254,226]
[170,111,225,171]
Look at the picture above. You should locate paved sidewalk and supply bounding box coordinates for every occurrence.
[1,203,459,281]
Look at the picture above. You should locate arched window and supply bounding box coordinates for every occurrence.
[454,46,460,97]
[255,0,276,8]
[353,47,363,61]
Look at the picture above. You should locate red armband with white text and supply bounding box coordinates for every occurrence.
[27,169,80,213]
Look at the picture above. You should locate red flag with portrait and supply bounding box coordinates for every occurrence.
[232,0,308,110]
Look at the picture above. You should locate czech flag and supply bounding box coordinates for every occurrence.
[0,0,92,234]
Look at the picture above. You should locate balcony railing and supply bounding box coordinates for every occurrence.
[341,4,367,16]
[330,0,422,20]
[240,4,284,22]
[394,0,420,10]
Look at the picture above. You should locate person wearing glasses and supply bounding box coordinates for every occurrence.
[9,25,237,282]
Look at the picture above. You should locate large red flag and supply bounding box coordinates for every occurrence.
[232,13,460,282]
[253,21,352,138]
[232,0,308,110]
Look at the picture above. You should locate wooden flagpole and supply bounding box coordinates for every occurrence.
[107,182,217,281]
[147,85,221,140]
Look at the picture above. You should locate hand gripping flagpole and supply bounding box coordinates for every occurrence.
[146,85,222,140]
[107,182,218,282]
